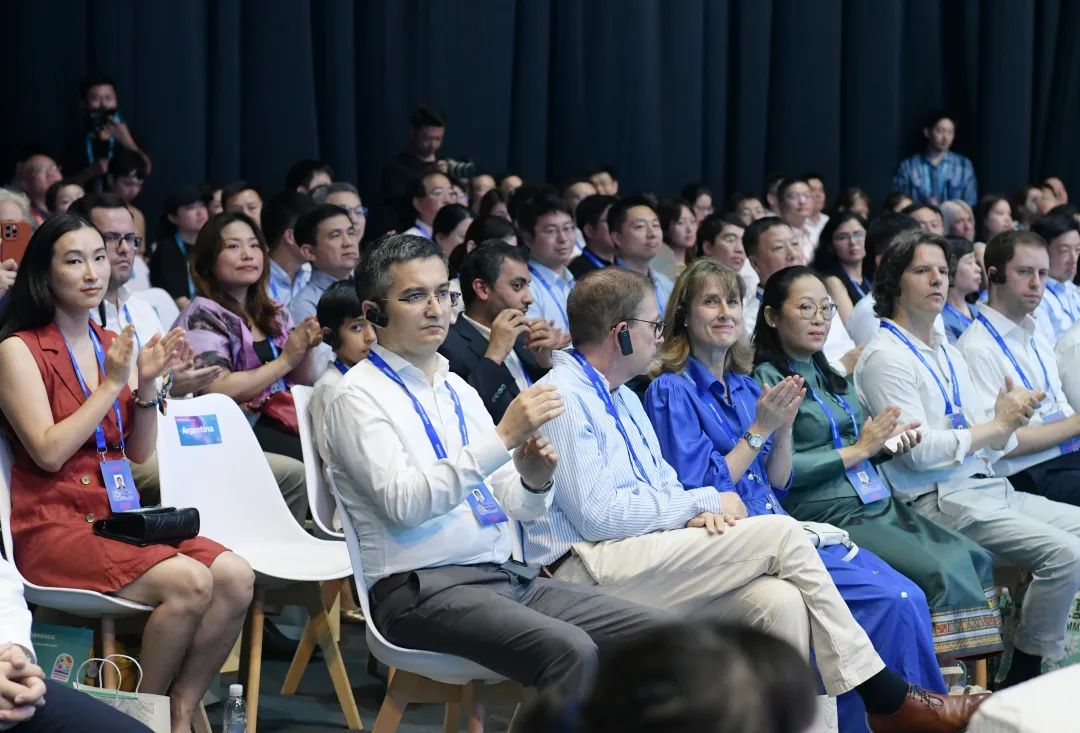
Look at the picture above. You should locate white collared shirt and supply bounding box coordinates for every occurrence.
[805,212,829,247]
[323,344,551,584]
[526,260,575,332]
[855,319,1018,498]
[742,285,858,375]
[1056,319,1080,409]
[461,314,530,392]
[845,294,948,347]
[0,559,34,662]
[90,285,164,345]
[959,304,1073,476]
[403,220,433,239]
[1035,277,1080,344]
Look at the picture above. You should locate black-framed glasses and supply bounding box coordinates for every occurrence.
[101,232,143,250]
[624,317,666,337]
[795,302,837,320]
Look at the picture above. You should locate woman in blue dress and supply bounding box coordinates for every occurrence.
[941,237,982,343]
[644,259,945,733]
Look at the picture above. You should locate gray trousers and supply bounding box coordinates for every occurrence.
[914,477,1080,660]
[370,563,672,696]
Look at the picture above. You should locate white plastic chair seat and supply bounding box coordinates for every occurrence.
[225,540,352,585]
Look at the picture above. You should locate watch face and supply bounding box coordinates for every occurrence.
[745,432,765,449]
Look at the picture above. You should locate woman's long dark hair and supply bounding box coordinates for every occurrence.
[751,265,848,394]
[0,214,97,340]
[189,212,284,337]
[811,211,868,304]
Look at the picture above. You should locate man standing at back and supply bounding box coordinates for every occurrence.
[380,107,448,232]
[893,112,977,206]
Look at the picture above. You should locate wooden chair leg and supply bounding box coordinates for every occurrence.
[373,671,460,733]
[280,618,317,694]
[239,587,266,733]
[442,702,462,733]
[321,579,343,643]
[973,658,988,688]
[99,616,119,690]
[303,583,363,730]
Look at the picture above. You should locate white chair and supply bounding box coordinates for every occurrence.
[157,394,362,732]
[131,287,180,328]
[326,471,523,732]
[291,386,343,540]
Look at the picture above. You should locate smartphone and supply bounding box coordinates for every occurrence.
[0,221,31,266]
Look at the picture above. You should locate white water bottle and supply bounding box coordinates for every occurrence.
[222,683,247,733]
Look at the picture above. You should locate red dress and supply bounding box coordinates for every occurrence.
[7,322,227,593]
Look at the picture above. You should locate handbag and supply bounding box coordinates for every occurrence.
[73,656,170,733]
[92,507,200,547]
[800,521,859,561]
[260,389,299,434]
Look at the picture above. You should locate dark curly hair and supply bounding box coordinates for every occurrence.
[871,229,952,319]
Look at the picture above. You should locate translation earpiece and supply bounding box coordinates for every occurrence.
[987,268,1006,285]
[365,305,389,328]
[617,325,634,356]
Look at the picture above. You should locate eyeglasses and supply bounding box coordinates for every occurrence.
[101,232,143,250]
[833,231,865,244]
[342,206,368,219]
[623,318,666,337]
[795,302,837,320]
[393,289,461,308]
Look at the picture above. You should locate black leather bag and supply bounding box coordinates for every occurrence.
[92,507,200,547]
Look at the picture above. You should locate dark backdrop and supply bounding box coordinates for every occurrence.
[4,0,1078,230]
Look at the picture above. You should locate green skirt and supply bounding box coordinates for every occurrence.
[784,492,1004,658]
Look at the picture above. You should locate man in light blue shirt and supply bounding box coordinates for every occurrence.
[289,204,360,323]
[521,194,576,333]
[263,190,314,306]
[607,196,674,318]
[524,266,984,730]
[1031,214,1080,343]
[892,113,977,206]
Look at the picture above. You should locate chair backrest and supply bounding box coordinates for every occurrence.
[156,393,312,547]
[325,471,375,621]
[130,287,180,328]
[290,386,341,538]
[0,436,16,563]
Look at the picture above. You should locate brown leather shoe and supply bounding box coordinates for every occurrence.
[867,685,990,733]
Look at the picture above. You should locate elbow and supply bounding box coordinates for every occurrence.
[30,450,65,474]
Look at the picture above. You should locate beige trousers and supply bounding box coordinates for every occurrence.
[553,513,883,696]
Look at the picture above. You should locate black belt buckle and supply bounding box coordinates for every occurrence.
[499,559,540,582]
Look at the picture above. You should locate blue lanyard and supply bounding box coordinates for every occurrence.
[368,351,467,458]
[880,321,963,412]
[334,357,349,375]
[85,135,115,165]
[121,304,142,350]
[64,325,125,456]
[173,234,196,298]
[846,273,871,300]
[569,349,650,481]
[527,264,570,330]
[802,362,859,450]
[974,312,1057,399]
[265,338,288,393]
[943,302,973,326]
[1045,281,1076,320]
[579,248,607,269]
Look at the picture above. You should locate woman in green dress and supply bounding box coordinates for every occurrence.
[751,265,1003,659]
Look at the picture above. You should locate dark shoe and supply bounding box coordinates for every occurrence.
[867,685,990,733]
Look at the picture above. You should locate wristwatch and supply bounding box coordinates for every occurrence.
[742,431,766,450]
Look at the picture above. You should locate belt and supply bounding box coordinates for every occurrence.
[542,550,573,578]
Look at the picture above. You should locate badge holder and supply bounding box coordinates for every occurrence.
[844,461,889,504]
[948,412,969,429]
[465,483,509,527]
[100,446,141,514]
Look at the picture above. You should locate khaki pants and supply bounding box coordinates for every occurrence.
[553,513,883,696]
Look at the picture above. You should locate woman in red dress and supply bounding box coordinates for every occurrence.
[0,214,254,733]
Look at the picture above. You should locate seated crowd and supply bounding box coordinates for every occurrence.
[3,82,1080,733]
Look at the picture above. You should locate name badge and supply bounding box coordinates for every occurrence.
[465,484,509,526]
[100,459,141,513]
[948,412,970,429]
[845,460,889,504]
[1042,410,1080,454]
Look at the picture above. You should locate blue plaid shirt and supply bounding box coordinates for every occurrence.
[892,151,977,206]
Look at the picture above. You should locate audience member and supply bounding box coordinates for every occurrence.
[881,191,914,214]
[380,106,446,231]
[324,234,668,697]
[587,165,618,196]
[449,177,468,207]
[833,186,870,219]
[173,212,320,519]
[0,189,33,225]
[468,172,496,214]
[522,266,985,732]
[477,188,511,221]
[431,203,473,260]
[289,204,361,325]
[974,194,1013,244]
[697,214,753,290]
[403,171,453,239]
[309,280,376,465]
[777,177,816,260]
[204,183,224,216]
[0,214,253,733]
[845,213,924,347]
[261,191,316,307]
[44,179,85,215]
[522,195,576,332]
[448,215,519,280]
[568,194,617,279]
[804,172,830,244]
[941,237,983,343]
[942,199,976,240]
[750,264,1003,660]
[811,211,871,323]
[855,228,1080,688]
[12,150,62,224]
[105,147,148,243]
[1012,185,1053,230]
[439,242,557,422]
[904,202,946,235]
[222,181,264,228]
[311,182,368,235]
[285,160,333,193]
[60,75,152,192]
[681,182,714,223]
[762,173,786,215]
[892,112,977,206]
[1030,214,1080,343]
[610,195,674,317]
[958,230,1080,506]
[1044,176,1069,205]
[560,177,596,256]
[728,191,766,226]
[149,185,209,308]
[497,171,523,198]
[653,197,697,281]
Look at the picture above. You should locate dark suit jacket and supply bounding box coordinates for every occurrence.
[439,317,548,422]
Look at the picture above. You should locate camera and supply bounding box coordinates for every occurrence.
[444,159,478,180]
[87,106,119,134]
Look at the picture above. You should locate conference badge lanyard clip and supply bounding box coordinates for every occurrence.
[66,325,141,513]
[803,363,888,504]
[880,321,969,429]
[367,351,508,527]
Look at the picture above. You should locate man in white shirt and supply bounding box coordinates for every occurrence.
[958,229,1080,505]
[1031,214,1080,343]
[855,228,1080,688]
[743,217,861,374]
[522,194,577,333]
[805,172,830,245]
[777,177,816,261]
[403,171,454,239]
[323,234,667,695]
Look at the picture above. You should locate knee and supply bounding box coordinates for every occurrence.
[211,553,255,609]
[544,627,598,688]
[161,561,214,614]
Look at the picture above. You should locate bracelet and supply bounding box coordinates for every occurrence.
[132,388,169,416]
[521,478,554,494]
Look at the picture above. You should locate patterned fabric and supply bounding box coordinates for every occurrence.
[892,151,977,205]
